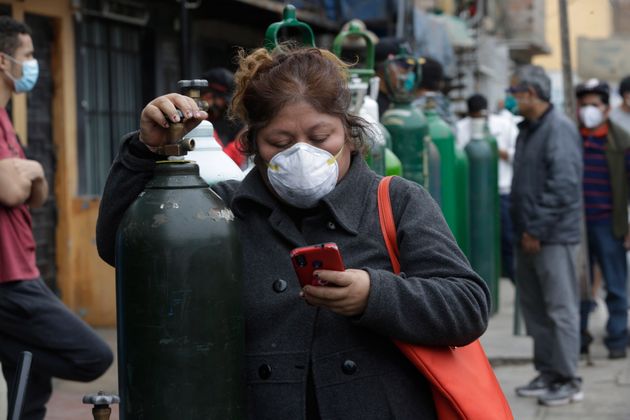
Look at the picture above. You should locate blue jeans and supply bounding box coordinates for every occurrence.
[580,220,629,350]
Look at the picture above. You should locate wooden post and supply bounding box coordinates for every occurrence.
[559,0,591,331]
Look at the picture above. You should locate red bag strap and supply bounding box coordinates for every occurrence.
[377,176,401,274]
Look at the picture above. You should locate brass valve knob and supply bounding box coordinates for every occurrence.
[83,391,120,420]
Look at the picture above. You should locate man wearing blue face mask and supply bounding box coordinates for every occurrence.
[575,78,630,360]
[0,16,112,420]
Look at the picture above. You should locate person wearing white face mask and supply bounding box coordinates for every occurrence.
[96,44,490,419]
[0,16,113,420]
[575,78,630,361]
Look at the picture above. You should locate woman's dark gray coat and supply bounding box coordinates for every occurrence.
[97,133,490,420]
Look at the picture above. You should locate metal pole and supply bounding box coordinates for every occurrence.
[9,351,32,420]
[558,0,575,121]
[180,0,190,80]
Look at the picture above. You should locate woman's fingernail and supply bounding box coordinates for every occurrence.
[299,291,304,298]
[194,111,201,118]
[172,114,180,122]
[186,111,193,118]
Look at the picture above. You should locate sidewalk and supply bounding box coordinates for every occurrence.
[482,279,630,419]
[27,279,630,419]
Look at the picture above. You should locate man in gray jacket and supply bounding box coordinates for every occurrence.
[508,65,583,406]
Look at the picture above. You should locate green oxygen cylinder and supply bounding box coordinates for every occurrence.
[484,121,501,312]
[382,126,403,176]
[454,147,470,257]
[465,118,498,314]
[382,103,428,186]
[115,123,245,418]
[424,98,457,234]
[380,50,428,187]
[363,115,387,175]
[426,137,441,205]
[332,19,386,175]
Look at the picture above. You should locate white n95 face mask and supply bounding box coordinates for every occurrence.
[267,142,343,208]
[579,105,605,129]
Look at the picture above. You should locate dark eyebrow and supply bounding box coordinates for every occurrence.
[307,122,334,132]
[265,122,335,137]
[263,129,294,138]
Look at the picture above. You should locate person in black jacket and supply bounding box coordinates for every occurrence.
[97,44,489,419]
[508,64,584,406]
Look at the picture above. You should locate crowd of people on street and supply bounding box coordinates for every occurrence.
[1,10,630,419]
[408,54,630,406]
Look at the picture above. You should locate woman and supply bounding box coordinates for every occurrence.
[97,45,489,419]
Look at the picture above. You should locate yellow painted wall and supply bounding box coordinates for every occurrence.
[534,0,612,71]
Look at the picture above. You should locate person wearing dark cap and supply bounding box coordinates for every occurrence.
[411,56,455,127]
[199,67,246,167]
[374,36,405,117]
[200,67,243,145]
[456,94,518,283]
[575,78,630,360]
[508,65,584,406]
[610,75,630,133]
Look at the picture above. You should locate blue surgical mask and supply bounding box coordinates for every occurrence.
[4,54,39,93]
[504,94,519,116]
[403,72,416,92]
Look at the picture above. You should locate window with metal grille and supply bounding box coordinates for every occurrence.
[76,17,143,195]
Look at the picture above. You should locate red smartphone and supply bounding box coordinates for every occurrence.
[290,242,345,287]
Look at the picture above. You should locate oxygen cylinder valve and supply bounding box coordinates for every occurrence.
[150,109,196,156]
[82,391,120,420]
[178,79,209,111]
[423,92,438,109]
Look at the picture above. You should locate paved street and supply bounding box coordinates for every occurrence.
[484,280,630,420]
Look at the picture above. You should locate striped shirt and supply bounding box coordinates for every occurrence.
[582,125,630,223]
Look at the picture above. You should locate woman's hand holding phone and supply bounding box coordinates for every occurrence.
[290,243,370,316]
[300,269,371,317]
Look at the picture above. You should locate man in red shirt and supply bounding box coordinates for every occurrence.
[0,16,112,420]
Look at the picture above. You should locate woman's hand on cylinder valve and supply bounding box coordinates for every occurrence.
[139,93,208,148]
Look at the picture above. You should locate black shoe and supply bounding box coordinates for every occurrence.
[608,348,627,359]
[515,373,554,397]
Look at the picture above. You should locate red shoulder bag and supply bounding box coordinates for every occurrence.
[377,176,513,420]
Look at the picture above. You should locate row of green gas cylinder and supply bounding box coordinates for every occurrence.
[332,17,501,313]
[369,96,501,315]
